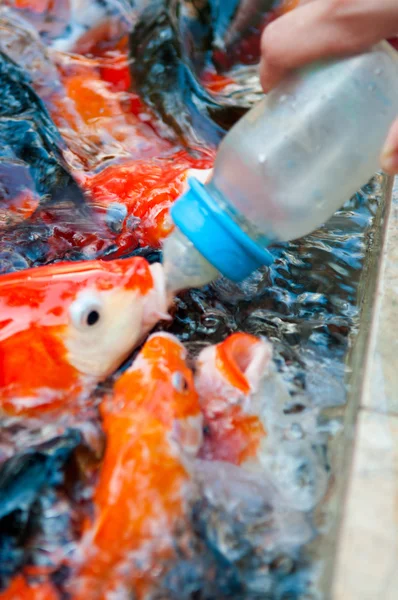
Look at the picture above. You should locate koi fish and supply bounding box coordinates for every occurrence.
[0,575,58,600]
[71,332,202,600]
[127,0,299,147]
[0,256,168,416]
[0,47,86,210]
[0,6,91,179]
[195,333,271,466]
[213,0,300,70]
[0,430,84,590]
[0,23,106,270]
[195,332,328,511]
[83,155,213,253]
[0,9,212,263]
[0,9,169,174]
[50,52,171,170]
[128,0,248,148]
[190,334,315,596]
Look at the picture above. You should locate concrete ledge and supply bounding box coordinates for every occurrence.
[333,410,398,600]
[332,177,398,599]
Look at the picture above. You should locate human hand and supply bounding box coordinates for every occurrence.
[260,0,398,174]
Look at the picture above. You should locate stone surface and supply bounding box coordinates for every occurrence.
[333,410,398,600]
[361,178,398,414]
[333,177,398,599]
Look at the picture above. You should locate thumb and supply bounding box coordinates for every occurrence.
[381,119,398,175]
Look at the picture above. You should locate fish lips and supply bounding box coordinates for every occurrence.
[143,262,172,330]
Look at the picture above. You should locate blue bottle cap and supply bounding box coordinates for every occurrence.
[170,178,274,282]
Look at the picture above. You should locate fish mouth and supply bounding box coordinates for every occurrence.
[195,333,273,402]
[182,168,213,193]
[218,334,272,394]
[142,263,171,329]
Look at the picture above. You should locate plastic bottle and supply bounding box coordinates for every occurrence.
[163,41,398,293]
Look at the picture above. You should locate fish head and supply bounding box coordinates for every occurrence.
[63,257,169,379]
[194,333,271,464]
[195,332,272,407]
[0,257,169,390]
[113,332,202,456]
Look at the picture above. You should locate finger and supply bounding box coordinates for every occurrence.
[260,1,343,92]
[381,118,398,175]
[259,0,397,92]
[260,0,366,92]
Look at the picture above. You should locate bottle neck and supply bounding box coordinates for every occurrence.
[205,179,274,248]
[169,177,274,282]
[163,227,219,295]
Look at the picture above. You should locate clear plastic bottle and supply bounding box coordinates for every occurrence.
[163,41,398,294]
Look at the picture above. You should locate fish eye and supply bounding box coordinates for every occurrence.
[86,310,100,326]
[70,293,103,330]
[172,371,189,393]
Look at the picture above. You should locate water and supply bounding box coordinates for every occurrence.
[165,179,380,399]
[0,1,385,597]
[160,175,382,597]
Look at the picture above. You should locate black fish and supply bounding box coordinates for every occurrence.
[212,0,281,70]
[0,430,81,522]
[129,0,248,148]
[0,50,86,209]
[0,430,81,590]
[189,461,313,599]
[0,29,113,275]
[128,0,280,148]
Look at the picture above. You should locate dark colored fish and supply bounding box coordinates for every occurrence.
[0,17,112,275]
[0,50,86,208]
[0,430,81,590]
[128,0,283,148]
[0,430,81,522]
[191,460,313,599]
[128,0,248,148]
[212,0,281,70]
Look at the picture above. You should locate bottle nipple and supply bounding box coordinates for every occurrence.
[162,227,219,296]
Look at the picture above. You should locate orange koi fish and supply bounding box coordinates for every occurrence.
[195,332,271,466]
[195,333,328,511]
[49,53,171,170]
[0,256,169,416]
[83,157,213,252]
[0,575,58,600]
[71,332,202,600]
